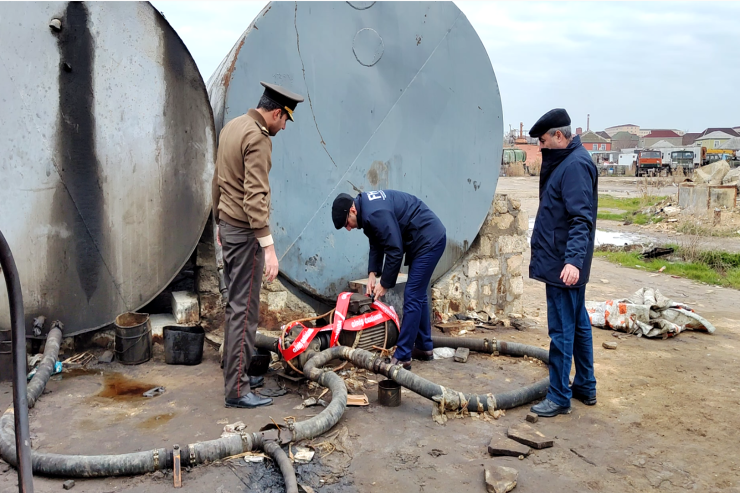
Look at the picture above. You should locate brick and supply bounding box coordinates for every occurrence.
[171,291,199,324]
[454,347,470,362]
[603,341,618,350]
[515,211,530,234]
[466,281,479,298]
[506,255,523,276]
[498,235,527,255]
[509,277,524,296]
[494,196,509,214]
[488,436,530,457]
[63,480,76,490]
[507,423,553,449]
[465,259,482,277]
[526,412,539,423]
[495,214,514,230]
[150,313,178,343]
[485,259,501,276]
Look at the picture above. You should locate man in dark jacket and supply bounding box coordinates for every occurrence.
[528,109,598,417]
[332,190,446,369]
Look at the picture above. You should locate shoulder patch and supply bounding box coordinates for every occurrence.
[254,120,269,136]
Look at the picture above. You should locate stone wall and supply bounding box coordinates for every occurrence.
[432,194,528,322]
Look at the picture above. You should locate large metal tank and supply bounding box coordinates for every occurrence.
[0,2,216,336]
[209,1,503,299]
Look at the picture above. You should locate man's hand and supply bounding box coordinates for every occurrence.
[216,225,221,246]
[560,264,580,286]
[372,282,387,300]
[366,272,377,297]
[264,245,279,282]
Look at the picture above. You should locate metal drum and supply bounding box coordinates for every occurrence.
[0,2,216,336]
[208,1,503,299]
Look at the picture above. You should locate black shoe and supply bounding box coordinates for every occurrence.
[390,357,411,370]
[250,375,264,388]
[530,399,571,417]
[571,392,597,406]
[225,392,273,409]
[411,348,434,361]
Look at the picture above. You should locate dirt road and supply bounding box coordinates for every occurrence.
[0,177,738,492]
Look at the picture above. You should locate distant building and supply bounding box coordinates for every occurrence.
[641,130,683,147]
[682,132,701,146]
[610,131,640,152]
[695,130,737,150]
[605,124,639,137]
[576,127,583,135]
[596,131,611,140]
[695,128,740,139]
[580,130,611,151]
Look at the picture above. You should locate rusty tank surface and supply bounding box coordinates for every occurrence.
[0,2,216,336]
[208,1,503,300]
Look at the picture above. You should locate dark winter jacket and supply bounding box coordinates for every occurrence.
[530,135,598,288]
[354,190,446,289]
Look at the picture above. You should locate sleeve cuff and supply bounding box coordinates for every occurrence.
[257,234,274,248]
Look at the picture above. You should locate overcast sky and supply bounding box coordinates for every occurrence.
[152,1,740,134]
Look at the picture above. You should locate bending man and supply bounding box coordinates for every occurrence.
[332,190,446,370]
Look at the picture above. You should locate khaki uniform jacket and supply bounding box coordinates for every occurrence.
[212,109,274,246]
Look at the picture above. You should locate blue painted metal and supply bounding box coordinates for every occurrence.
[208,1,503,299]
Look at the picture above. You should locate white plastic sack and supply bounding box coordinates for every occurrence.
[587,287,715,338]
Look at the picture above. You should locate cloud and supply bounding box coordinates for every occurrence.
[153,1,740,132]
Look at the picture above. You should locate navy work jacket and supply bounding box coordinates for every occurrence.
[530,136,598,288]
[354,190,446,289]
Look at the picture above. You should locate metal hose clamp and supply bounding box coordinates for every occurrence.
[239,431,252,451]
[152,449,160,470]
[188,444,195,464]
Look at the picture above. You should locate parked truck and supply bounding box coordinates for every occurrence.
[635,149,664,176]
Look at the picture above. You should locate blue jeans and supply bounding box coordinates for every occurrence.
[545,284,597,407]
[393,235,446,362]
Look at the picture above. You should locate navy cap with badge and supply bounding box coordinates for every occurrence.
[260,82,304,121]
[528,108,571,138]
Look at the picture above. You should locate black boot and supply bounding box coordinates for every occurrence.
[225,392,273,409]
[390,357,411,370]
[249,375,264,388]
[411,348,434,361]
[530,398,571,417]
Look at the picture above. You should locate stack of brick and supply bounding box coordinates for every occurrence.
[432,194,529,322]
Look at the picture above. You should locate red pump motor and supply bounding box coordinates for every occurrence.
[278,292,400,371]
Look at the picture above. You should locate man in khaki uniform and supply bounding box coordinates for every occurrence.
[212,82,303,409]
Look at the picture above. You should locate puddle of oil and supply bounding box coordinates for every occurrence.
[96,373,159,400]
[137,412,176,430]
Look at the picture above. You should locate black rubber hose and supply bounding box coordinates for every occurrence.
[27,322,63,409]
[296,341,548,414]
[263,442,299,493]
[292,352,348,442]
[0,322,259,477]
[0,228,35,491]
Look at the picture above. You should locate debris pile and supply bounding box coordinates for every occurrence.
[586,287,716,338]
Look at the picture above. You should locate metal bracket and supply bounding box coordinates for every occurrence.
[152,449,159,470]
[173,444,182,488]
[188,444,195,465]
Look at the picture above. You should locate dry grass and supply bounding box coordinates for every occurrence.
[528,158,542,176]
[505,163,527,177]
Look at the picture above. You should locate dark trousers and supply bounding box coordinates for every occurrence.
[219,221,264,399]
[394,235,446,362]
[545,284,597,407]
